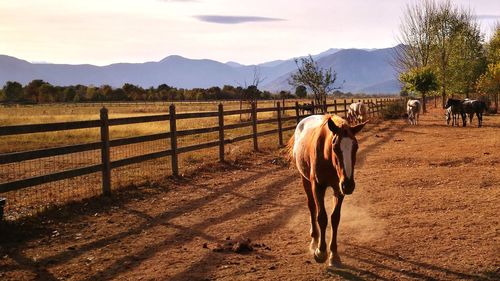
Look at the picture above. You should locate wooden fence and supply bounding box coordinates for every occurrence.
[0,98,400,219]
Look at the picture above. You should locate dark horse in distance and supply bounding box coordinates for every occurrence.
[462,99,487,127]
[445,98,466,127]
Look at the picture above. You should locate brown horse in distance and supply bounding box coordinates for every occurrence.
[288,114,366,267]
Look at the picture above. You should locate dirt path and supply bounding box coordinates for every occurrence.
[1,108,499,281]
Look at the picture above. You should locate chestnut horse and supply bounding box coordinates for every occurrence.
[346,102,368,124]
[288,114,366,267]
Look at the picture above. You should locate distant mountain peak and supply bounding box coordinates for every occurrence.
[226,61,246,68]
[0,46,402,94]
[159,55,188,63]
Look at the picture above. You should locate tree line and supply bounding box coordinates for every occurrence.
[0,82,271,103]
[0,80,382,104]
[396,0,499,112]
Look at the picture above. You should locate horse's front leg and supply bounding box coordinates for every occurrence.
[312,181,328,263]
[301,177,319,253]
[329,195,344,267]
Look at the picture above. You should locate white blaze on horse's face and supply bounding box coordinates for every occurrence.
[340,138,354,179]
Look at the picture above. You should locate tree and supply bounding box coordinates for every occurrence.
[396,0,486,106]
[63,87,76,102]
[444,7,486,97]
[24,79,46,102]
[38,83,55,103]
[289,55,338,113]
[476,24,500,112]
[394,0,436,72]
[100,85,113,101]
[122,83,145,101]
[295,85,307,98]
[400,67,438,113]
[2,81,23,102]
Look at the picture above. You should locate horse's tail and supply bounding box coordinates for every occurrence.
[286,134,295,164]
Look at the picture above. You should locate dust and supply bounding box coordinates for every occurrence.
[340,201,386,243]
[285,188,386,245]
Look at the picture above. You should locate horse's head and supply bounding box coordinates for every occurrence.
[327,118,367,196]
[444,99,452,109]
[445,98,460,109]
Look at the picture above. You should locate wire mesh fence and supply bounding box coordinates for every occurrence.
[0,98,399,220]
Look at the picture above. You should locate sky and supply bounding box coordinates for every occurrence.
[0,0,498,66]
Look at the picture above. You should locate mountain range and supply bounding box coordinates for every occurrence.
[0,46,402,94]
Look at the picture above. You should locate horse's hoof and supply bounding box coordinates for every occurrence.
[314,248,328,263]
[328,252,342,267]
[309,239,318,254]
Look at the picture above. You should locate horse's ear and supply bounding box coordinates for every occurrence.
[351,120,368,135]
[327,118,341,135]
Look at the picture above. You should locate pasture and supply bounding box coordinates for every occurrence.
[0,99,390,219]
[0,105,498,280]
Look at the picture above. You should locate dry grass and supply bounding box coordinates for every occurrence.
[0,102,303,219]
[0,99,390,219]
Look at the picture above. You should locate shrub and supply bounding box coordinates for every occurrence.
[381,101,406,119]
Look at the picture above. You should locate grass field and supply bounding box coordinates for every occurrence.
[0,98,390,153]
[0,98,393,219]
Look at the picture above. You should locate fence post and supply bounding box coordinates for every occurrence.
[0,198,5,221]
[311,101,315,114]
[333,99,338,114]
[169,104,179,177]
[344,99,347,117]
[100,107,111,196]
[251,102,258,151]
[277,102,283,147]
[218,103,225,162]
[295,101,300,124]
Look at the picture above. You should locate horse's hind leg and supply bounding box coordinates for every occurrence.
[329,195,344,267]
[311,181,328,263]
[302,177,319,254]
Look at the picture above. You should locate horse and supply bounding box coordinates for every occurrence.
[445,107,453,125]
[288,114,367,267]
[462,99,487,127]
[406,99,421,125]
[445,98,466,127]
[299,103,314,116]
[346,102,368,124]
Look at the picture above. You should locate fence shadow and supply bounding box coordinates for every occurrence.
[0,160,288,281]
[326,243,497,281]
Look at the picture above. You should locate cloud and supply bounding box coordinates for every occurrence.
[475,15,500,20]
[193,15,285,24]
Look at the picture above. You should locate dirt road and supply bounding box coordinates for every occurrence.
[1,108,499,280]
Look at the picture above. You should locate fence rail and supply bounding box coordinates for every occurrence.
[0,98,400,219]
